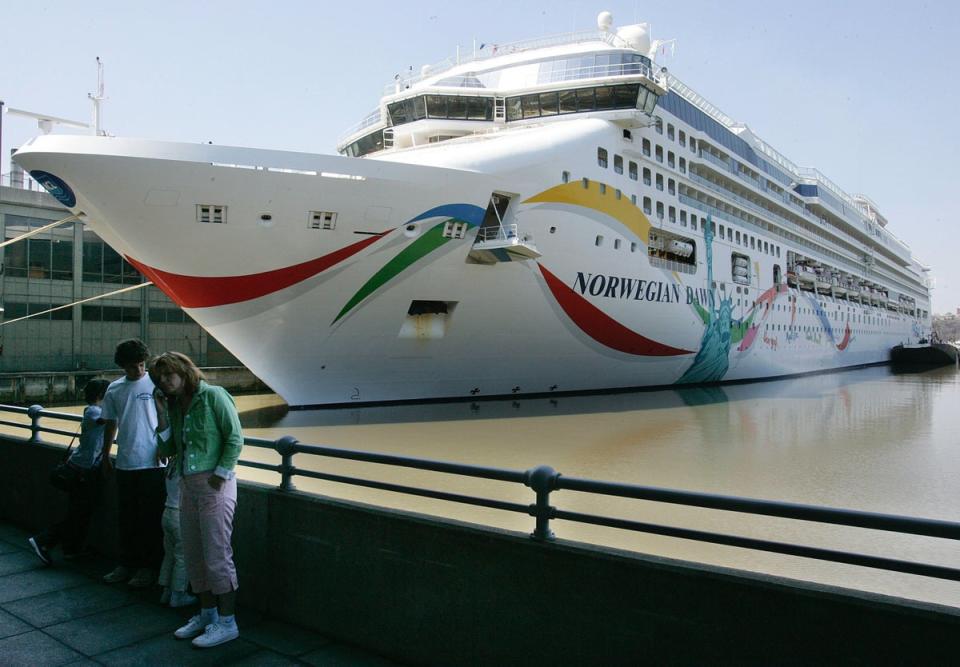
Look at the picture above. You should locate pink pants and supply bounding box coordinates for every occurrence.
[179,473,238,595]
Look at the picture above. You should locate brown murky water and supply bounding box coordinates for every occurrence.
[20,364,960,606]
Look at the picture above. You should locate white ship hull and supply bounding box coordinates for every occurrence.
[14,121,924,406]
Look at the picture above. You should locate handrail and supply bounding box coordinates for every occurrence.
[5,402,960,582]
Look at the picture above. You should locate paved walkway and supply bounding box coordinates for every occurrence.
[0,521,401,666]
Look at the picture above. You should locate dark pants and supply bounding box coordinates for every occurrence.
[38,468,103,554]
[116,467,166,570]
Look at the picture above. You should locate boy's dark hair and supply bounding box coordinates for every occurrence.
[114,339,150,366]
[84,379,110,404]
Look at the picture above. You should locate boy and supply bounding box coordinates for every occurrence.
[100,339,165,587]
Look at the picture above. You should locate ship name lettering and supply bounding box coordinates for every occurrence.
[573,272,688,305]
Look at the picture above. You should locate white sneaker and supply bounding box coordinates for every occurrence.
[191,621,239,648]
[169,590,198,608]
[174,614,211,640]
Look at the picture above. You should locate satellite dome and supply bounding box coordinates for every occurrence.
[597,11,613,31]
[616,23,651,54]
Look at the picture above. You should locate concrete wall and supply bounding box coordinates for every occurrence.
[3,434,959,665]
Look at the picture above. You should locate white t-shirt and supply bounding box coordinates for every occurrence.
[101,373,161,470]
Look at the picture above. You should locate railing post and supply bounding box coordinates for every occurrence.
[27,404,43,444]
[274,435,299,492]
[524,465,560,542]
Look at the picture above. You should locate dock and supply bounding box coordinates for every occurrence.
[4,406,960,664]
[0,520,400,666]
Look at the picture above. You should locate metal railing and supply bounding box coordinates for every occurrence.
[5,402,960,582]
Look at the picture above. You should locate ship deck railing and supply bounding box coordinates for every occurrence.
[680,178,923,301]
[383,29,629,96]
[5,402,960,584]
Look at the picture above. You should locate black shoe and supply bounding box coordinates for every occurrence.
[28,537,52,566]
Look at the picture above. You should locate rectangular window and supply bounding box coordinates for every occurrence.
[643,197,652,215]
[667,151,675,168]
[656,201,664,219]
[642,138,651,157]
[656,174,663,191]
[668,206,676,223]
[667,124,675,140]
[197,205,226,224]
[679,157,686,173]
[668,178,675,195]
[643,168,651,186]
[539,92,559,116]
[629,161,638,180]
[594,86,614,110]
[679,130,686,147]
[309,211,337,230]
[691,215,698,231]
[655,145,663,163]
[507,97,522,121]
[559,89,578,114]
[597,147,608,168]
[614,155,623,174]
[443,220,468,239]
[522,94,540,119]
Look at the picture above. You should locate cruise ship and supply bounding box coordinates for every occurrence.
[12,12,932,407]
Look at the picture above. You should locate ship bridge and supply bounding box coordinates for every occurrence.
[338,18,670,157]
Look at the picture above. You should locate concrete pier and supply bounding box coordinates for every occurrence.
[3,433,960,665]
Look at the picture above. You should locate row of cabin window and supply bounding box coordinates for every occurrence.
[652,116,698,155]
[597,145,687,175]
[592,150,783,258]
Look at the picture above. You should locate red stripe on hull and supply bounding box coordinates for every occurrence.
[538,264,693,357]
[127,232,388,308]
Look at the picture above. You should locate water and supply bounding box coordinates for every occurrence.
[28,364,960,607]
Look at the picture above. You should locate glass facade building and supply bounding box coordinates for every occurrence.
[0,182,239,372]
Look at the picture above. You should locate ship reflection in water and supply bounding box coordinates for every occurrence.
[235,364,960,607]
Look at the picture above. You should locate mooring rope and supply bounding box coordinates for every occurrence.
[0,214,80,249]
[0,281,154,326]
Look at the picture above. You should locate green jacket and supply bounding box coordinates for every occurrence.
[157,381,243,479]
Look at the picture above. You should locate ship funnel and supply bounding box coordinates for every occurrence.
[617,23,652,54]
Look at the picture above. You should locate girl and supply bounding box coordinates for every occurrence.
[151,351,243,648]
[29,379,111,564]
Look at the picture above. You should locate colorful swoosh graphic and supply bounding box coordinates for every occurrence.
[128,232,388,308]
[538,264,692,356]
[331,203,486,324]
[524,180,652,241]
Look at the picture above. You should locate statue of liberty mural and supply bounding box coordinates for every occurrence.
[677,215,733,383]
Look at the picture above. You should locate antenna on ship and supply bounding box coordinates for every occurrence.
[88,57,106,136]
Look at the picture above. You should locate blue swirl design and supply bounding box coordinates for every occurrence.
[29,171,76,208]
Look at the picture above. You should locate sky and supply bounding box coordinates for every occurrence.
[3,0,959,312]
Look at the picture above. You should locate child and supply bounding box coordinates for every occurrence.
[29,379,111,565]
[158,462,197,607]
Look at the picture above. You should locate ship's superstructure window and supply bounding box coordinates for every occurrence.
[387,95,494,127]
[506,84,646,121]
[614,155,623,174]
[667,124,675,140]
[562,171,570,183]
[309,211,337,230]
[643,167,651,185]
[668,151,675,168]
[197,205,226,224]
[536,51,652,84]
[342,129,385,157]
[643,197,652,214]
[629,161,638,180]
[642,139,651,156]
[679,130,686,147]
[655,145,663,163]
[656,174,663,191]
[598,147,608,168]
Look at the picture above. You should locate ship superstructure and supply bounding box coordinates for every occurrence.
[12,12,931,406]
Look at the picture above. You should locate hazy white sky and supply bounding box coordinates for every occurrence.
[3,1,958,311]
